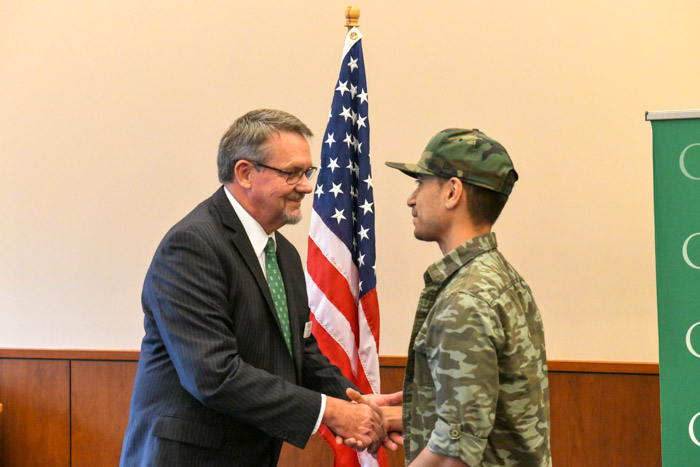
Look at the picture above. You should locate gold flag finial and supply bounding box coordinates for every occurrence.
[345,6,360,29]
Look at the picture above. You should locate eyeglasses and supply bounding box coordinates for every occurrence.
[250,161,317,185]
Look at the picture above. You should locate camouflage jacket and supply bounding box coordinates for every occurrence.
[402,233,551,466]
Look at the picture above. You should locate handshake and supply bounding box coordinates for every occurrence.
[322,388,404,457]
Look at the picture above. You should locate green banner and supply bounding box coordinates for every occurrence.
[649,110,700,465]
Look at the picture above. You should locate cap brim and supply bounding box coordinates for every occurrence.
[385,161,434,178]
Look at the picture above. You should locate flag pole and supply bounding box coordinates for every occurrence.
[345,6,360,29]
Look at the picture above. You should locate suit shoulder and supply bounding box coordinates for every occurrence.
[156,195,228,248]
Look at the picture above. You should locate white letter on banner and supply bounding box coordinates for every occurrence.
[690,413,700,447]
[682,233,700,269]
[680,143,700,180]
[687,323,700,358]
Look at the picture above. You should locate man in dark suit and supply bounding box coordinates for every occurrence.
[120,109,388,466]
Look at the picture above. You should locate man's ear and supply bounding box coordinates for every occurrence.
[444,177,464,210]
[233,160,255,189]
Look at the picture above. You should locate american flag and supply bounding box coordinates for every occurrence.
[306,27,384,467]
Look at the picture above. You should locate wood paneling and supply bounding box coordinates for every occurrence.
[281,435,335,466]
[0,349,140,361]
[71,361,137,467]
[0,350,663,467]
[549,371,661,466]
[0,359,70,467]
[0,402,4,467]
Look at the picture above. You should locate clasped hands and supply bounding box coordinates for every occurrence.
[323,388,403,458]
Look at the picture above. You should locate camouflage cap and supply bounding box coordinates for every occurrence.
[385,128,518,195]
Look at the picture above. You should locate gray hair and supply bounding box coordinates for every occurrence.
[217,109,313,183]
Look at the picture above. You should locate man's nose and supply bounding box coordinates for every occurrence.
[296,174,313,193]
[407,192,416,207]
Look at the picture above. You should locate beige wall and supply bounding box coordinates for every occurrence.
[2,1,699,360]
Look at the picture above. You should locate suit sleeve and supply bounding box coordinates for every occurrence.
[144,227,323,448]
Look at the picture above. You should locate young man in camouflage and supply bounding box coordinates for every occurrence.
[384,129,551,466]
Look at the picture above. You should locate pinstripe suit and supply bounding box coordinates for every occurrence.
[120,187,354,466]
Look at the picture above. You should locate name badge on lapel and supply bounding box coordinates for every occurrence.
[303,321,312,339]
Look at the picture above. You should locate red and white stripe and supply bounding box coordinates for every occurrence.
[306,209,381,394]
[306,209,383,467]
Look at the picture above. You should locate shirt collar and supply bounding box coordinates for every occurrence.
[224,185,275,256]
[424,232,498,285]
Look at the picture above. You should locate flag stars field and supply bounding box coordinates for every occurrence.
[314,184,324,198]
[357,89,368,104]
[336,80,349,96]
[332,208,346,224]
[360,199,373,214]
[327,157,339,172]
[343,132,353,147]
[329,182,343,198]
[340,106,352,122]
[358,225,370,241]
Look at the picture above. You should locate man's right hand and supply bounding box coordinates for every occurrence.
[339,388,403,455]
[322,395,386,451]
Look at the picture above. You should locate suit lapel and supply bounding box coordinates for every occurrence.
[212,187,296,365]
[212,188,278,323]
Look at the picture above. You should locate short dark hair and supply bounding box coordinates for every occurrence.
[437,173,513,226]
[217,109,313,183]
[465,183,509,226]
